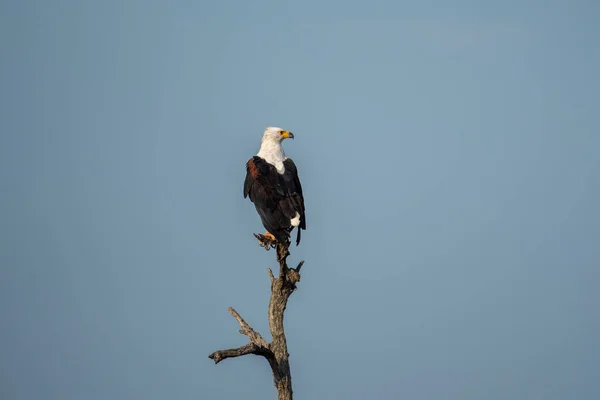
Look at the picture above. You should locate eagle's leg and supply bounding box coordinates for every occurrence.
[254,231,277,250]
[264,231,276,242]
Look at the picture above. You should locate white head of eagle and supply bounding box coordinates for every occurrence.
[243,127,306,246]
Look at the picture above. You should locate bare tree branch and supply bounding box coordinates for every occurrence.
[208,343,272,364]
[267,268,275,283]
[228,307,269,348]
[209,237,304,400]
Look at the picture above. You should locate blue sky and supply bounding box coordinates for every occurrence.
[1,1,599,399]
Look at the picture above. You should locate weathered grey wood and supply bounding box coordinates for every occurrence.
[208,343,272,364]
[209,237,303,400]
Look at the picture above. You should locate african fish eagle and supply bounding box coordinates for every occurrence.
[243,126,306,246]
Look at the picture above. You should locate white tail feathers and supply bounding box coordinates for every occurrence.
[290,212,301,227]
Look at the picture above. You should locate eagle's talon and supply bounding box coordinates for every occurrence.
[257,236,275,251]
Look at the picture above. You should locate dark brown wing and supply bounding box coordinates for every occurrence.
[244,156,293,243]
[243,156,307,245]
[282,158,306,245]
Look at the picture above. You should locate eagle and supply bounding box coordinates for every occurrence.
[243,126,306,246]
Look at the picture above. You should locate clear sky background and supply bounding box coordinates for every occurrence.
[1,1,599,399]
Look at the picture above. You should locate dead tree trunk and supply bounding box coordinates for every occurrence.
[209,237,304,400]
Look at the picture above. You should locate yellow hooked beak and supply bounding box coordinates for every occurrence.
[280,130,294,139]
